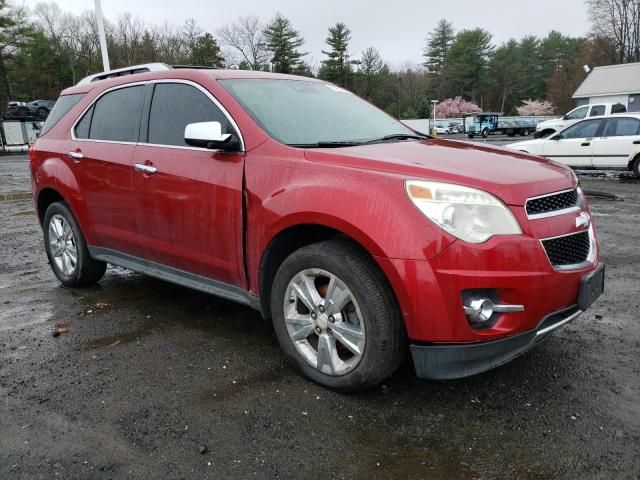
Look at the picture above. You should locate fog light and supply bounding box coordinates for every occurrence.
[465,298,494,323]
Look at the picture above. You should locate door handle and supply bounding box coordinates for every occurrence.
[581,142,590,147]
[134,163,157,175]
[634,140,640,144]
[68,151,84,160]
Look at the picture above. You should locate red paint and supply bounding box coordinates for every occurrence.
[30,69,600,344]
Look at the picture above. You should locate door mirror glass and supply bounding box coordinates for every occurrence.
[184,121,235,149]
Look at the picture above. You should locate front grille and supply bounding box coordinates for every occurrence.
[526,189,578,216]
[542,230,591,267]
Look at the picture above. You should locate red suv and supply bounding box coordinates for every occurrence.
[30,63,604,391]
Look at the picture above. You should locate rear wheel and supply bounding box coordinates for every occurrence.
[632,156,640,178]
[481,128,489,138]
[43,202,106,287]
[270,239,406,392]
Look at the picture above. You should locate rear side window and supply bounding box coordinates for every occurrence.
[603,118,640,137]
[40,94,84,136]
[89,85,145,142]
[74,105,93,139]
[589,105,605,117]
[147,83,232,147]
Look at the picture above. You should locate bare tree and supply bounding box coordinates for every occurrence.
[587,0,640,63]
[217,16,268,69]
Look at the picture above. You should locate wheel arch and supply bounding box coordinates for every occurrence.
[37,187,66,224]
[257,223,400,320]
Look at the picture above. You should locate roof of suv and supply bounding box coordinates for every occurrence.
[62,66,322,96]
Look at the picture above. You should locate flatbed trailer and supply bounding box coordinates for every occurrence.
[467,112,537,138]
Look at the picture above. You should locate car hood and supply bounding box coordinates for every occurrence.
[303,139,575,206]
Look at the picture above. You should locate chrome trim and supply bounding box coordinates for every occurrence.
[70,79,245,153]
[525,187,580,220]
[463,303,524,315]
[536,309,583,336]
[539,224,597,271]
[134,163,157,174]
[77,63,172,85]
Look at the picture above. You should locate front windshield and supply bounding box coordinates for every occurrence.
[219,79,415,146]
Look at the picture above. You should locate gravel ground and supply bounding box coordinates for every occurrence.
[0,155,639,479]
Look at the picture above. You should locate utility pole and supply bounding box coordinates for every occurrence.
[95,0,110,72]
[636,0,640,61]
[431,100,439,135]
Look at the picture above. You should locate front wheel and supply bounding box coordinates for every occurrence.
[270,239,406,392]
[43,202,106,287]
[632,156,640,178]
[481,128,489,138]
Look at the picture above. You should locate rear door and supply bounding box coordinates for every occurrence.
[69,84,146,256]
[591,117,640,168]
[541,119,603,167]
[131,81,246,287]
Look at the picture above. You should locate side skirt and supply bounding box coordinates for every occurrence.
[89,246,261,311]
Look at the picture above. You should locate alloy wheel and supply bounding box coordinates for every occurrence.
[48,214,78,276]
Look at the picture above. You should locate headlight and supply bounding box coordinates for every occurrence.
[405,180,522,243]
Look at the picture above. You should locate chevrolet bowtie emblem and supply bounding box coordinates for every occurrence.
[576,212,591,228]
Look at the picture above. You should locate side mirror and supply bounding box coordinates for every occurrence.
[184,121,240,151]
[551,134,563,140]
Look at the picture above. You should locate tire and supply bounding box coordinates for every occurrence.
[521,129,530,136]
[632,156,640,178]
[270,239,406,392]
[481,128,489,138]
[468,134,474,139]
[37,107,49,118]
[43,202,106,287]
[18,107,29,117]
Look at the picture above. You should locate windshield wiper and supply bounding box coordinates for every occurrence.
[288,141,364,148]
[364,133,431,144]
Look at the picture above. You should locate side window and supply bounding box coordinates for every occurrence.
[74,105,93,139]
[603,118,640,137]
[89,85,145,142]
[562,120,601,139]
[147,83,232,147]
[565,106,588,120]
[589,105,605,117]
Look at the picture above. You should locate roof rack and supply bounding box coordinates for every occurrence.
[76,63,172,86]
[171,65,218,70]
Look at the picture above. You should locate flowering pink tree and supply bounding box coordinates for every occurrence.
[516,99,555,116]
[435,97,481,118]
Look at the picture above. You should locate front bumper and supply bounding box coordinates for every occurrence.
[410,304,582,380]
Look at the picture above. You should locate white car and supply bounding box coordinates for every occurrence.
[506,114,640,177]
[434,126,450,135]
[534,103,626,138]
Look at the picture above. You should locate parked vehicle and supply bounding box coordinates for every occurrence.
[30,64,604,392]
[467,113,536,138]
[506,114,640,176]
[448,123,461,134]
[434,126,450,134]
[534,103,627,138]
[7,99,55,118]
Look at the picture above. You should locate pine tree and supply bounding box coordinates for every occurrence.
[190,33,224,67]
[423,19,455,73]
[319,22,353,87]
[263,13,306,74]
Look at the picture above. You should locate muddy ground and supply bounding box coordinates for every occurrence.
[0,155,639,479]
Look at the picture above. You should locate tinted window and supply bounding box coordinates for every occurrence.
[74,105,93,139]
[603,118,640,137]
[41,94,84,136]
[89,86,145,142]
[611,103,627,113]
[562,119,601,139]
[147,83,231,147]
[589,105,605,117]
[565,106,588,120]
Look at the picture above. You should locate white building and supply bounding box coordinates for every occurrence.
[572,62,640,112]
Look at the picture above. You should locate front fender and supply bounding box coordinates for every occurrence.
[245,159,455,294]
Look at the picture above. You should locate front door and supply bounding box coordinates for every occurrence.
[591,117,640,168]
[542,118,603,167]
[131,81,246,287]
[69,84,146,256]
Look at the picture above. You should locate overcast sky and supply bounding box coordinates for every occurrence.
[20,0,591,67]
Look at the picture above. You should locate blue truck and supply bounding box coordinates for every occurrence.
[466,112,537,138]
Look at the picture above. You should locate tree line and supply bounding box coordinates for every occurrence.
[0,0,637,118]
